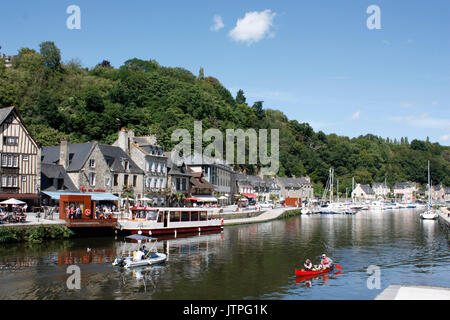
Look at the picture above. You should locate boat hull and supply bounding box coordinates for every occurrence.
[112,253,167,269]
[295,266,334,277]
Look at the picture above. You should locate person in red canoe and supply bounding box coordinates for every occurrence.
[320,254,333,269]
[303,259,313,271]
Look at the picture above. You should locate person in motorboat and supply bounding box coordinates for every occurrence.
[303,259,313,271]
[133,248,145,261]
[320,254,333,270]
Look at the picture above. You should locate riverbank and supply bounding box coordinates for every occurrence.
[438,207,450,237]
[0,224,74,243]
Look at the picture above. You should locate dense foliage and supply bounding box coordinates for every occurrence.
[0,42,449,195]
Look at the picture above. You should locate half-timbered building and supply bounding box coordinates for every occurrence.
[0,107,41,205]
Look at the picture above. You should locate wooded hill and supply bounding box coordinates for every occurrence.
[1,42,448,195]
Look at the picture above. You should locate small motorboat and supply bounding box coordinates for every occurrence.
[295,265,334,277]
[112,234,167,269]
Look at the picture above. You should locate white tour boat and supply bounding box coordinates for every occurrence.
[117,207,224,236]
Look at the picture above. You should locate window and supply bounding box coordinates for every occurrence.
[89,159,95,168]
[105,177,110,187]
[124,174,129,186]
[2,154,18,168]
[133,175,137,187]
[124,161,129,170]
[23,155,29,161]
[22,176,26,182]
[113,174,118,186]
[89,173,96,186]
[4,136,18,146]
[1,175,18,187]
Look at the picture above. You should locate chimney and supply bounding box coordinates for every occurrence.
[117,128,129,154]
[59,138,69,169]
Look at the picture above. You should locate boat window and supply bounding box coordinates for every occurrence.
[191,212,199,221]
[136,211,146,219]
[157,212,165,223]
[170,211,180,222]
[200,211,207,221]
[147,211,158,221]
[181,211,190,222]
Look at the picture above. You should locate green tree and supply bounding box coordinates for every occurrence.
[39,41,61,70]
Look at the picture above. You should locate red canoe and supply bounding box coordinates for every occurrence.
[295,267,333,277]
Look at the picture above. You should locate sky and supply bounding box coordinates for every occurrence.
[1,0,449,145]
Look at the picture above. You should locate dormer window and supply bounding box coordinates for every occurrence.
[89,159,95,168]
[124,160,129,170]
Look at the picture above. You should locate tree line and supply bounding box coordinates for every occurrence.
[0,41,449,195]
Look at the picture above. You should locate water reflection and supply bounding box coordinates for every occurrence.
[0,209,449,300]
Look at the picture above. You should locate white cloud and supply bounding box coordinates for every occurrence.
[351,110,361,120]
[400,102,413,108]
[390,113,450,130]
[440,134,450,142]
[210,15,224,32]
[228,9,276,44]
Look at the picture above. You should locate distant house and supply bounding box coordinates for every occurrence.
[276,176,314,201]
[426,185,445,202]
[445,187,450,203]
[1,54,15,68]
[393,182,418,202]
[0,107,41,206]
[188,166,216,203]
[352,184,376,201]
[372,182,390,197]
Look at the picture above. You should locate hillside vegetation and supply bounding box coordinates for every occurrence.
[1,42,449,195]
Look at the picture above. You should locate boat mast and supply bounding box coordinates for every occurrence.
[352,176,355,204]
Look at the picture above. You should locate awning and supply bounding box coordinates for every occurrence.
[192,195,218,202]
[242,193,257,198]
[42,191,120,201]
[186,197,200,201]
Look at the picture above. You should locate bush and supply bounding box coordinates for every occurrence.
[0,225,74,243]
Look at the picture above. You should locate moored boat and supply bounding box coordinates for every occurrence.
[117,207,224,236]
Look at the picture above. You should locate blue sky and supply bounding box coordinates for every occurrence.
[1,0,449,145]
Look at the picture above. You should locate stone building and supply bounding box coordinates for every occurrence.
[41,140,144,199]
[276,176,314,201]
[351,184,376,201]
[372,182,391,198]
[113,129,168,206]
[165,152,192,204]
[393,182,418,202]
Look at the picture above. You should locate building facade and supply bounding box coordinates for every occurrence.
[113,129,168,205]
[0,107,41,205]
[393,182,418,202]
[276,176,314,201]
[372,182,391,198]
[41,140,144,199]
[351,184,376,201]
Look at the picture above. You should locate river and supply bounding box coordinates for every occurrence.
[0,208,449,300]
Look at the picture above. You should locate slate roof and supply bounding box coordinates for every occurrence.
[360,184,375,195]
[394,182,415,189]
[165,152,192,177]
[40,163,78,192]
[98,144,143,174]
[0,106,15,125]
[42,142,143,174]
[41,142,96,172]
